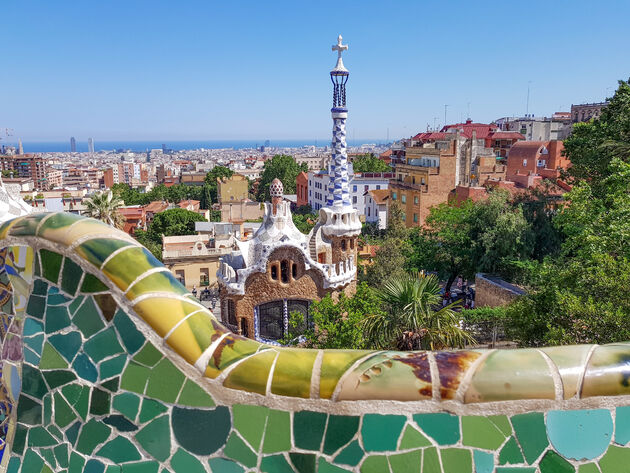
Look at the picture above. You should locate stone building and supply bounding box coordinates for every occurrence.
[217,36,361,343]
[217,174,249,203]
[571,102,608,123]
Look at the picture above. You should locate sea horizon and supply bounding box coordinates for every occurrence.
[2,139,390,153]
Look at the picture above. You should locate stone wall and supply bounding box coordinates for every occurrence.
[475,273,526,307]
[3,213,630,473]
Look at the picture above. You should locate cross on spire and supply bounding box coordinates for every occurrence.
[332,35,348,72]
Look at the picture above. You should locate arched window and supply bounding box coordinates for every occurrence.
[240,318,249,338]
[227,300,236,326]
[281,260,289,283]
[292,263,297,280]
[341,239,347,251]
[271,264,278,280]
[350,238,354,249]
[258,301,284,340]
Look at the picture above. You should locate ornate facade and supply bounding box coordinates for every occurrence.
[217,35,361,343]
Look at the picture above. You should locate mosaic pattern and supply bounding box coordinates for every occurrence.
[2,213,630,472]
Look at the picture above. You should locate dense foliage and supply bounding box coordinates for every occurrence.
[84,191,125,229]
[351,154,391,173]
[256,155,308,202]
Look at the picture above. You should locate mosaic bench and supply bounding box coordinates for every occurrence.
[0,212,629,473]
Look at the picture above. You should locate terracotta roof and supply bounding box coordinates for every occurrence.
[144,201,169,213]
[488,131,525,140]
[508,141,549,161]
[366,189,390,204]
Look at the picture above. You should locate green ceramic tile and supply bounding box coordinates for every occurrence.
[75,238,135,269]
[176,380,215,408]
[49,331,81,363]
[28,427,57,447]
[47,424,63,440]
[54,444,69,468]
[61,258,82,296]
[260,455,295,473]
[65,421,81,446]
[44,393,53,424]
[361,455,390,473]
[262,409,291,453]
[318,458,351,473]
[547,409,612,461]
[45,304,71,333]
[474,450,494,473]
[462,416,507,450]
[72,353,98,382]
[334,440,364,466]
[422,447,441,473]
[125,270,189,300]
[133,343,163,367]
[12,424,27,454]
[22,450,45,473]
[120,362,151,394]
[399,425,431,449]
[40,249,63,283]
[271,348,318,398]
[84,327,124,363]
[145,358,185,403]
[294,411,327,450]
[413,413,460,446]
[72,297,105,337]
[54,392,76,428]
[489,415,513,436]
[388,450,421,473]
[289,453,316,473]
[80,273,109,293]
[539,450,575,473]
[24,317,44,336]
[27,294,46,319]
[68,452,86,473]
[100,354,127,379]
[616,406,630,445]
[511,412,548,463]
[441,448,472,473]
[41,447,57,469]
[499,437,524,465]
[121,463,160,473]
[96,437,141,463]
[89,388,110,416]
[62,384,90,420]
[103,414,137,432]
[22,364,48,398]
[40,342,68,369]
[224,433,258,468]
[113,309,145,354]
[33,278,49,296]
[361,414,406,452]
[135,415,171,462]
[599,445,630,472]
[170,449,206,473]
[578,465,601,473]
[495,469,536,473]
[138,398,168,423]
[113,392,141,421]
[323,415,360,455]
[233,404,268,450]
[102,246,161,291]
[18,395,42,425]
[101,376,119,392]
[76,419,112,455]
[171,406,231,455]
[207,458,245,473]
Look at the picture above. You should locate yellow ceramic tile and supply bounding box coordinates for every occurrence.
[223,349,278,395]
[270,348,318,398]
[581,344,630,398]
[133,297,202,338]
[336,352,433,401]
[103,247,160,292]
[541,345,595,399]
[205,335,263,379]
[37,217,115,248]
[165,310,224,364]
[465,349,555,403]
[126,270,188,301]
[319,350,373,399]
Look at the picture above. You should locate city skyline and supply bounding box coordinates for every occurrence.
[2,0,628,142]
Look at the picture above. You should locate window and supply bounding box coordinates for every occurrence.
[402,214,406,222]
[392,192,397,200]
[175,270,185,286]
[200,268,209,286]
[258,301,285,340]
[376,185,380,190]
[280,260,289,283]
[367,207,371,216]
[413,213,418,223]
[292,263,297,279]
[286,300,310,337]
[341,239,346,251]
[271,264,278,280]
[364,185,369,191]
[523,159,528,167]
[353,185,357,192]
[350,239,354,249]
[353,196,357,204]
[421,178,426,185]
[227,300,237,326]
[414,196,419,205]
[401,194,406,204]
[537,159,546,167]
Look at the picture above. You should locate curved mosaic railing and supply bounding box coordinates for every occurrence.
[0,212,629,472]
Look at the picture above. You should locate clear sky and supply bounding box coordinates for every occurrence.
[2,0,629,143]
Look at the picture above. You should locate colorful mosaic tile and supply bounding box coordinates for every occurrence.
[2,213,630,473]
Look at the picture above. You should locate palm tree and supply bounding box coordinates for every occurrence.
[84,190,125,229]
[363,273,475,350]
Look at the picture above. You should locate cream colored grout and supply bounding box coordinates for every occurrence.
[427,351,441,402]
[310,350,324,399]
[34,212,55,235]
[537,348,564,401]
[67,232,137,253]
[577,344,598,399]
[98,244,137,270]
[163,308,207,341]
[193,332,230,372]
[454,349,495,403]
[330,351,383,401]
[265,350,281,396]
[123,267,172,296]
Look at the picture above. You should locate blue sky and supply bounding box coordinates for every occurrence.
[2,0,629,142]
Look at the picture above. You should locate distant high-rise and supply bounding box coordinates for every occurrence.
[88,138,94,154]
[70,137,76,152]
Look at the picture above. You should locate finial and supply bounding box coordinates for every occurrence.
[269,178,284,198]
[332,34,348,72]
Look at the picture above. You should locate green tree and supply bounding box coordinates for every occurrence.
[352,154,391,173]
[286,282,382,349]
[563,78,630,195]
[292,213,318,234]
[363,273,474,350]
[147,208,207,241]
[507,159,630,346]
[256,155,308,202]
[407,191,533,291]
[363,202,409,288]
[84,191,125,229]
